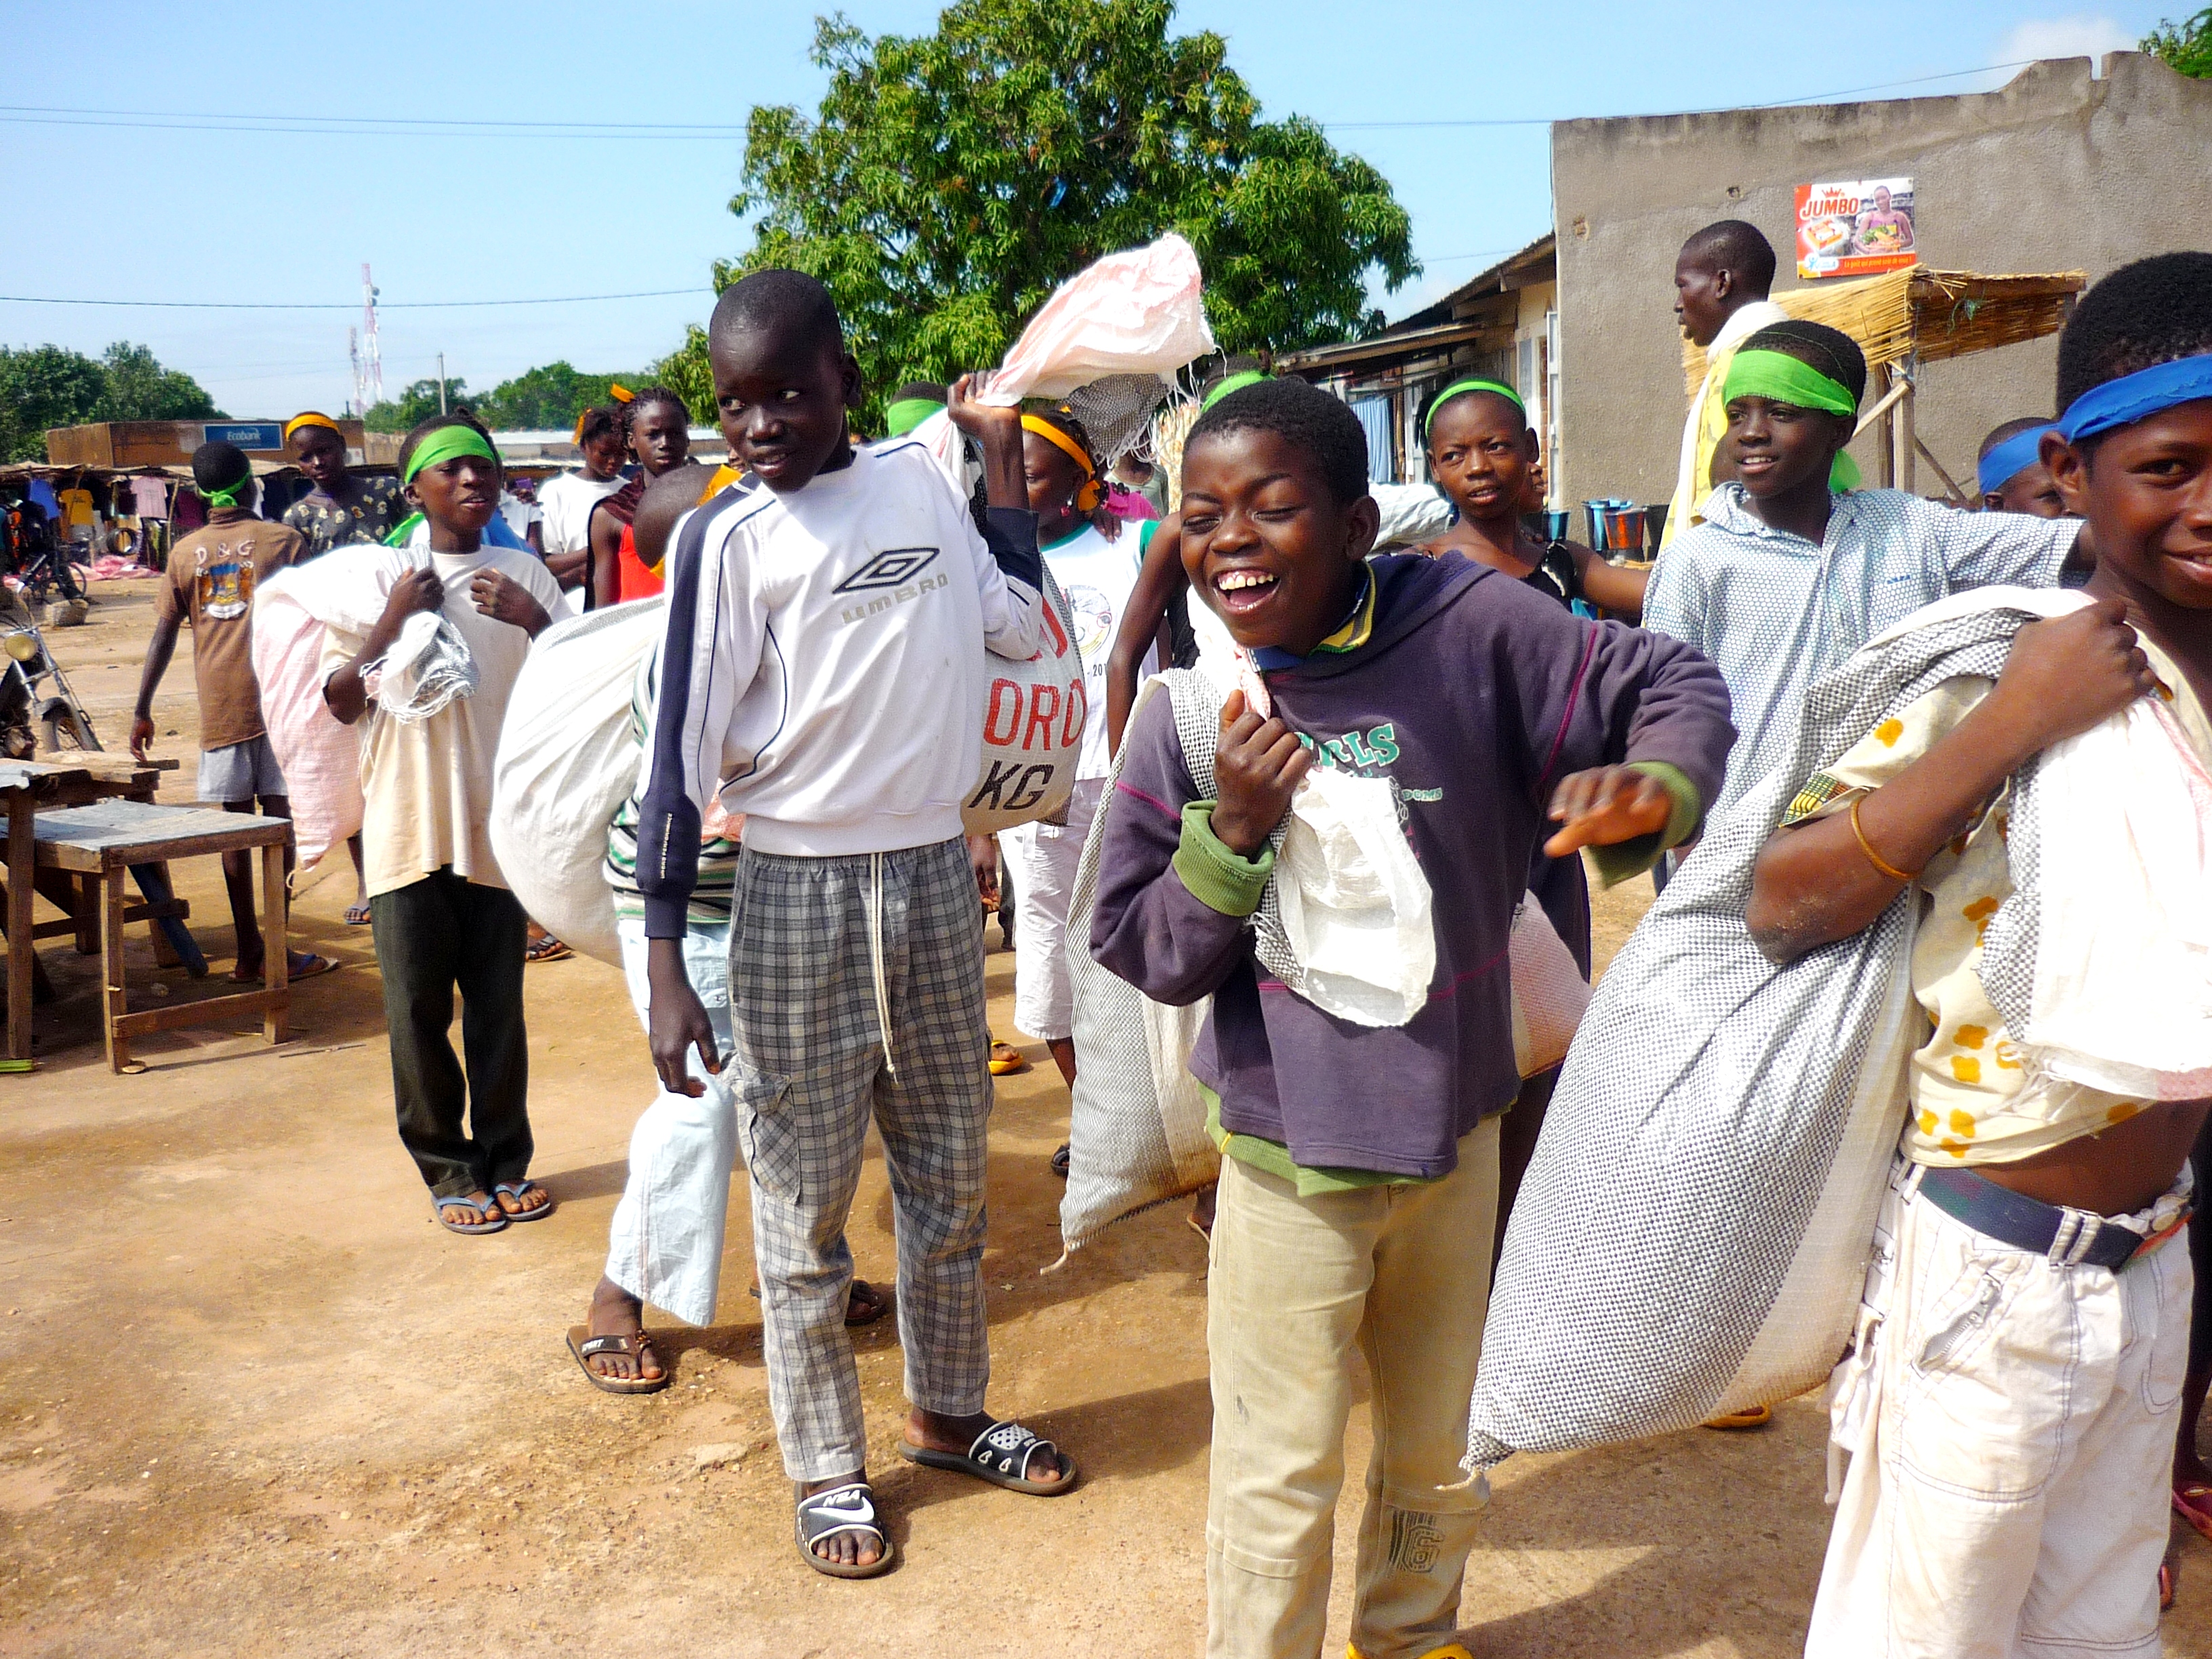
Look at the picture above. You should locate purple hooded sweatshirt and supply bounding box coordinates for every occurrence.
[1090,552,1735,1179]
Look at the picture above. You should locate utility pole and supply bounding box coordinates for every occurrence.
[437,353,449,414]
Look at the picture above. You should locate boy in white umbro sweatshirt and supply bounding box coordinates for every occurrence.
[634,272,1075,1580]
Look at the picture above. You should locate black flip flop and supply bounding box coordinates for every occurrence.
[566,1325,670,1395]
[795,1481,893,1578]
[896,1420,1076,1496]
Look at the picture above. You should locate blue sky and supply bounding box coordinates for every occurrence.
[0,2,2170,419]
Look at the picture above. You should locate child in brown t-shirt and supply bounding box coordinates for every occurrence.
[129,441,334,982]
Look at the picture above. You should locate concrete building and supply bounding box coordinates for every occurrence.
[1551,51,2212,512]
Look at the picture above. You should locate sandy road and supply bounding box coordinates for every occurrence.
[1,579,2203,1656]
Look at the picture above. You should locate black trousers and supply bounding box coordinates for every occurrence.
[369,869,531,1199]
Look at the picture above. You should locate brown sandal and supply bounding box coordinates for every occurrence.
[566,1325,669,1395]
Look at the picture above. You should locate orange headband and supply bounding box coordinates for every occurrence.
[283,412,342,444]
[1020,414,1101,512]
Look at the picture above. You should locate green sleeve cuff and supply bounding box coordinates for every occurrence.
[1174,800,1275,918]
[1583,761,1704,888]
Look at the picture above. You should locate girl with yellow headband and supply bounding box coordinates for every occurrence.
[281,411,403,561]
[323,411,569,1235]
[1000,405,1168,1172]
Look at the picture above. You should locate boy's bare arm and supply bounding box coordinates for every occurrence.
[1107,514,1185,753]
[1746,600,2153,963]
[127,611,182,760]
[947,374,1025,510]
[647,937,718,1095]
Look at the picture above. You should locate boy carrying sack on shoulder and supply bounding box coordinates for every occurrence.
[323,412,562,1235]
[1088,379,1735,1659]
[1746,253,2212,1656]
[637,271,1073,1580]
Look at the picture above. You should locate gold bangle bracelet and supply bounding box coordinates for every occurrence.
[1849,796,1916,883]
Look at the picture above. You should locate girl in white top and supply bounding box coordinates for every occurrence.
[998,408,1160,1136]
[536,405,629,607]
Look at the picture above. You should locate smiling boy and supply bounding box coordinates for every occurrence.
[1748,252,2212,1657]
[1645,320,2089,823]
[636,270,1075,1579]
[1089,379,1734,1659]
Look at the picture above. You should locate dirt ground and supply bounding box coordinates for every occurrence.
[2,579,2205,1658]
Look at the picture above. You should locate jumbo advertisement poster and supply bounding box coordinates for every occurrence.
[1795,178,1917,279]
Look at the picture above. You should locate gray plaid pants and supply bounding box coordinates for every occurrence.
[726,836,993,1481]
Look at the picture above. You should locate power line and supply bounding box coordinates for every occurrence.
[0,60,2050,142]
[0,288,701,311]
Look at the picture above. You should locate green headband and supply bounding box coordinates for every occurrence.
[1202,370,1269,412]
[1725,349,1862,493]
[884,396,943,437]
[1723,349,1858,417]
[1424,378,1525,438]
[202,472,254,509]
[401,424,500,485]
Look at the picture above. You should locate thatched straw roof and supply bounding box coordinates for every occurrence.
[1681,267,2085,393]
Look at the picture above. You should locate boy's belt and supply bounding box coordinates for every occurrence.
[1917,1164,2191,1271]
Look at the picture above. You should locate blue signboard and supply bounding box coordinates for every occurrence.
[203,422,285,451]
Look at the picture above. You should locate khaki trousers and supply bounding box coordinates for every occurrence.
[1206,1118,1500,1659]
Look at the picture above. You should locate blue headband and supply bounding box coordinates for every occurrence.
[2057,354,2212,444]
[1977,426,2058,497]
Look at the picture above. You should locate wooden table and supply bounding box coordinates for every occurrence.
[0,756,184,1063]
[31,799,290,1073]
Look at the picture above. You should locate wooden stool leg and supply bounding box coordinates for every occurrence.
[261,841,288,1046]
[7,808,33,1063]
[102,865,128,1073]
[73,873,98,956]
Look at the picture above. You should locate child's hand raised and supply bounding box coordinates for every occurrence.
[1544,766,1673,857]
[382,566,444,626]
[470,569,552,638]
[1982,598,2156,764]
[945,373,1020,443]
[1211,688,1309,857]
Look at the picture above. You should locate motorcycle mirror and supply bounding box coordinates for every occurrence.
[3,636,36,663]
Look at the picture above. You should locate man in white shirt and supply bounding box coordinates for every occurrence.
[1660,220,1790,555]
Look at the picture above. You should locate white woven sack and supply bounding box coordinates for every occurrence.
[960,565,1084,835]
[1057,674,1224,1257]
[250,550,382,876]
[1509,897,1591,1077]
[490,598,666,966]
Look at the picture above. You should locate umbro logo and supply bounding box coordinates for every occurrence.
[834,547,942,593]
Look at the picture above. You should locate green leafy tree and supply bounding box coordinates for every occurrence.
[95,342,222,423]
[2144,7,2212,75]
[663,0,1416,424]
[0,341,223,461]
[363,377,472,434]
[474,362,640,431]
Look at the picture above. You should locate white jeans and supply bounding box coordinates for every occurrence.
[1807,1162,2194,1659]
[602,918,740,1328]
[998,777,1103,1044]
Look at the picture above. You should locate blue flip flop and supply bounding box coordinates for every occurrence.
[434,1193,507,1235]
[492,1181,554,1222]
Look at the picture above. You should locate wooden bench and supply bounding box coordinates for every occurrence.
[31,800,291,1073]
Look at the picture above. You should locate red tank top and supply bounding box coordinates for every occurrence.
[614,522,662,601]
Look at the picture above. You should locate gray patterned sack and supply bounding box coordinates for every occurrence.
[1465,590,2058,1471]
[1057,673,1226,1254]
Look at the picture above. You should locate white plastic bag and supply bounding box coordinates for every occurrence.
[489,598,666,966]
[960,565,1085,836]
[1273,765,1435,1027]
[984,233,1216,404]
